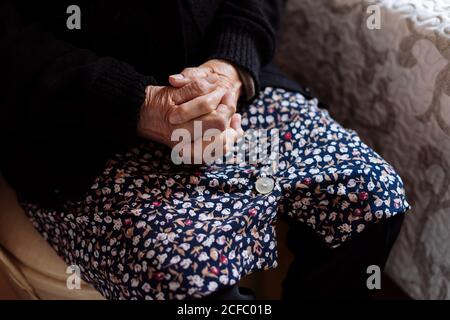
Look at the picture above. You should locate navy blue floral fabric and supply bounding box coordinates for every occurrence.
[22,87,410,300]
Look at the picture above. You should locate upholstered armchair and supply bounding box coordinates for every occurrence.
[275,0,450,299]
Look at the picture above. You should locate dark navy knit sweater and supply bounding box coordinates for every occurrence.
[0,0,300,207]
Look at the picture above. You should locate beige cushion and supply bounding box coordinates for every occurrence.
[0,176,104,299]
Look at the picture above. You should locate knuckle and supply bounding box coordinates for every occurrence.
[199,100,212,112]
[182,67,195,76]
[204,96,216,109]
[193,79,209,94]
[214,117,227,132]
[166,95,176,107]
[228,103,237,113]
[175,108,187,121]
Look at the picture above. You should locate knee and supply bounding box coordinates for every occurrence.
[341,160,410,219]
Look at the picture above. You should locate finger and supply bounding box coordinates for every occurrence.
[221,85,240,110]
[169,87,226,125]
[215,103,235,128]
[174,111,228,143]
[190,127,239,164]
[223,127,239,153]
[181,66,213,79]
[169,67,218,87]
[169,74,219,89]
[168,74,190,87]
[169,78,217,105]
[181,129,224,165]
[230,113,244,137]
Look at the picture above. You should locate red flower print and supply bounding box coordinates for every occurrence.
[248,208,258,217]
[153,272,165,281]
[358,192,369,201]
[220,255,228,264]
[284,132,292,140]
[209,266,220,276]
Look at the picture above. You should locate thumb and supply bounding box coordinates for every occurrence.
[168,74,190,88]
[169,72,219,88]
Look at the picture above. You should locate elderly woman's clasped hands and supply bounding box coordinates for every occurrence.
[138,59,245,163]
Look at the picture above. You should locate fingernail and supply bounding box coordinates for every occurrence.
[170,74,184,80]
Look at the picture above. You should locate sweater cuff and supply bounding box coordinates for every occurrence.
[236,67,256,101]
[90,58,157,142]
[208,23,262,95]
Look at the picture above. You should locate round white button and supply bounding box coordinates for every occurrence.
[255,177,275,194]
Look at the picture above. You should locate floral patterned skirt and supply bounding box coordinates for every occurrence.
[22,87,410,300]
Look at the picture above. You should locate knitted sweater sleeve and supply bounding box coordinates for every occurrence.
[0,0,156,143]
[207,0,284,98]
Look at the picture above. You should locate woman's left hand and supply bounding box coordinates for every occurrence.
[168,59,243,126]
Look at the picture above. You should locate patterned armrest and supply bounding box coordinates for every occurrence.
[276,0,450,300]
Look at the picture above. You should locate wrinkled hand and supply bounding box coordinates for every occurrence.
[138,78,243,163]
[168,59,243,127]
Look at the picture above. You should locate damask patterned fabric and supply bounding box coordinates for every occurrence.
[21,88,409,299]
[276,0,450,299]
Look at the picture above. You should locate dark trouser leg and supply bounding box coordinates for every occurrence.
[282,214,405,300]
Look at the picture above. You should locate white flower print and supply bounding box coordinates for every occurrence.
[188,275,204,287]
[375,211,384,219]
[166,178,176,187]
[131,208,142,216]
[337,184,346,196]
[233,201,243,209]
[347,179,356,188]
[142,283,151,293]
[180,258,192,269]
[205,202,214,209]
[21,87,410,300]
[219,275,229,285]
[157,253,167,265]
[209,179,219,187]
[307,216,316,225]
[202,236,215,247]
[338,223,352,233]
[198,252,209,262]
[327,185,335,195]
[167,282,179,292]
[170,256,181,265]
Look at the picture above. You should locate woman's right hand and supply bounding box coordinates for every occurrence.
[138,79,243,163]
